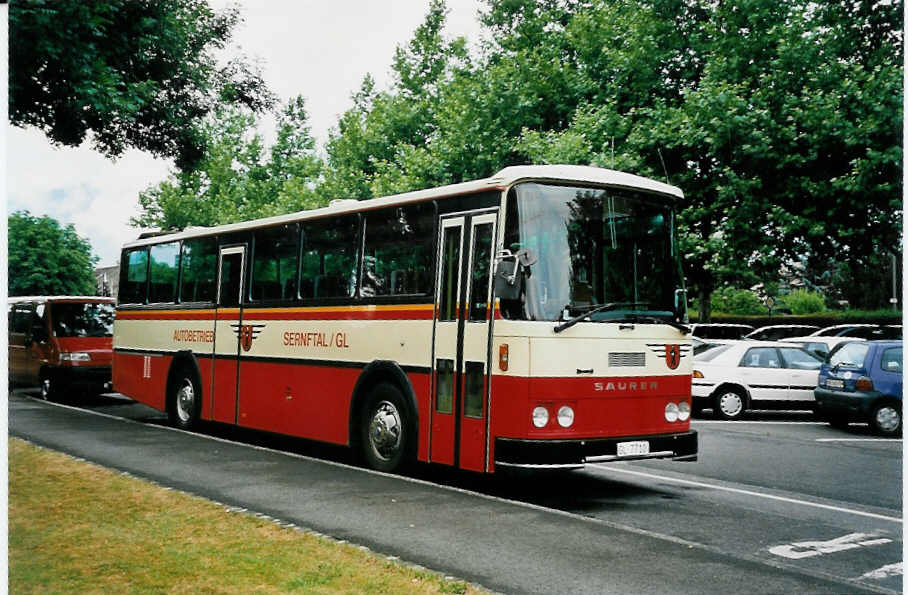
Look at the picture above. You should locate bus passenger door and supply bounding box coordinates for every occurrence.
[211,245,246,424]
[459,213,496,472]
[431,211,496,471]
[430,217,464,466]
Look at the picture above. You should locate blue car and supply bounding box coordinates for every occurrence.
[814,340,903,436]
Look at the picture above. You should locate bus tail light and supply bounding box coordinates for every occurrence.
[855,376,874,392]
[499,344,509,371]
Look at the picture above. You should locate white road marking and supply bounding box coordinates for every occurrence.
[815,438,901,442]
[595,466,903,524]
[768,533,893,560]
[860,562,903,580]
[693,420,825,425]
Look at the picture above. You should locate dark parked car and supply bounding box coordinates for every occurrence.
[810,324,902,340]
[690,323,755,340]
[814,340,903,436]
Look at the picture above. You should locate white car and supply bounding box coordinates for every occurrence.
[692,341,824,419]
[779,336,865,361]
[743,324,820,341]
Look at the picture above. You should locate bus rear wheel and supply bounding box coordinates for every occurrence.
[168,367,200,431]
[360,383,409,473]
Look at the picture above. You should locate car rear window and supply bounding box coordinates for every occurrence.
[829,342,870,368]
[779,347,822,369]
[880,347,902,373]
[694,344,733,362]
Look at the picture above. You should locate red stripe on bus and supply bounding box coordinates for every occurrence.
[246,309,434,321]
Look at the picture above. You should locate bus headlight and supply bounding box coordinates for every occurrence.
[678,401,691,422]
[665,402,679,423]
[557,406,574,428]
[532,406,549,428]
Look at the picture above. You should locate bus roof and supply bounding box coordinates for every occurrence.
[124,164,683,249]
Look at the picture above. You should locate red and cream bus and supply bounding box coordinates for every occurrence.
[114,165,697,472]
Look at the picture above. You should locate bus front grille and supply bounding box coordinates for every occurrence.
[608,352,645,367]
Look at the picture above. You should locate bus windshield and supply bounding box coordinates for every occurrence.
[50,302,116,338]
[502,182,685,322]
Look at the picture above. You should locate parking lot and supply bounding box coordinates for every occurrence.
[9,390,902,594]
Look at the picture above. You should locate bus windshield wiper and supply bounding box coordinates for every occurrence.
[553,302,649,334]
[611,314,691,334]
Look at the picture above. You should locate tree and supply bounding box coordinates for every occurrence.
[9,0,274,170]
[505,0,902,316]
[8,211,98,296]
[134,97,323,230]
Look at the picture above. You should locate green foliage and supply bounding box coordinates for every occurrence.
[131,0,900,317]
[314,0,900,316]
[8,211,98,296]
[782,289,827,315]
[9,0,274,170]
[710,288,766,315]
[133,97,323,230]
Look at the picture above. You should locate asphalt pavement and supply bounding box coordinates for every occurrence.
[8,392,902,594]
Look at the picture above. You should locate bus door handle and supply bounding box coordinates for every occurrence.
[577,368,594,375]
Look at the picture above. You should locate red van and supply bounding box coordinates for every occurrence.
[8,296,115,399]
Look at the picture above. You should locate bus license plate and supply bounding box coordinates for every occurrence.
[617,441,649,457]
[826,379,844,389]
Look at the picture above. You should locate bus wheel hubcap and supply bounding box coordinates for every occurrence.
[176,379,195,422]
[876,407,899,433]
[719,393,742,417]
[369,401,402,461]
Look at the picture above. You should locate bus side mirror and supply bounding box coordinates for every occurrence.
[495,260,521,301]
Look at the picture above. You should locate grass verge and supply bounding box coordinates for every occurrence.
[9,438,479,594]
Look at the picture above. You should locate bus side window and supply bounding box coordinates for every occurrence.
[361,203,433,297]
[252,224,299,301]
[300,215,358,299]
[120,248,149,304]
[180,238,217,303]
[149,242,181,304]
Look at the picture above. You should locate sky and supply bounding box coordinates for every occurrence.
[6,1,485,267]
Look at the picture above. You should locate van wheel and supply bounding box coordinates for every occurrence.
[40,372,63,401]
[360,383,409,473]
[714,387,746,420]
[168,368,200,430]
[870,402,901,437]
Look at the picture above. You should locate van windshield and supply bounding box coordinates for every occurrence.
[50,303,115,338]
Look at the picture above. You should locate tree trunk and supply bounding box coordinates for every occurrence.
[698,286,711,323]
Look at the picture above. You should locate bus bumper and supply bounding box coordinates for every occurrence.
[494,430,698,470]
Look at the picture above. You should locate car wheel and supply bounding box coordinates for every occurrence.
[714,388,746,420]
[360,383,410,473]
[870,402,901,437]
[168,368,201,431]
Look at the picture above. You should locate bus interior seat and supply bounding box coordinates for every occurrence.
[299,277,314,299]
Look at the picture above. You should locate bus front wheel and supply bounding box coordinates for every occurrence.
[360,383,409,473]
[168,367,200,431]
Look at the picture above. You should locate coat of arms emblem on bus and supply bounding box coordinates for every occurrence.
[230,323,266,352]
[665,344,681,370]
